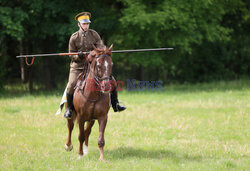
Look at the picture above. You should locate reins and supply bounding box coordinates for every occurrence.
[92,53,112,85]
[79,52,112,102]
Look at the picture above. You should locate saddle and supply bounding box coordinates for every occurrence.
[75,62,90,93]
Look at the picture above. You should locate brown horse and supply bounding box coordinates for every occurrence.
[65,45,114,161]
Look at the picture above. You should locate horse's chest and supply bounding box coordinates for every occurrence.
[74,91,110,121]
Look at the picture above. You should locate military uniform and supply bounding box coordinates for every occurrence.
[67,29,103,94]
[64,11,126,119]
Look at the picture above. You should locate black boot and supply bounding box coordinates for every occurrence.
[111,87,126,112]
[64,93,74,119]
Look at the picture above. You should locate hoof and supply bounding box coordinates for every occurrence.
[65,144,73,151]
[83,145,88,155]
[78,154,83,159]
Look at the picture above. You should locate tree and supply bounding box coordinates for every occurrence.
[111,0,234,81]
[0,0,249,89]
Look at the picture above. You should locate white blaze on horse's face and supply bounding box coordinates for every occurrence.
[104,61,108,72]
[96,56,113,93]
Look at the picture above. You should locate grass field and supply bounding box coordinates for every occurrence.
[0,80,249,170]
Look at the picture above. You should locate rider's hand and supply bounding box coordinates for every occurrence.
[78,51,85,59]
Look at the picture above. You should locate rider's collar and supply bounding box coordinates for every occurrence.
[79,29,88,37]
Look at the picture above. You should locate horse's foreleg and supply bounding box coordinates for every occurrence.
[78,122,85,159]
[65,117,74,151]
[84,120,95,155]
[98,115,108,161]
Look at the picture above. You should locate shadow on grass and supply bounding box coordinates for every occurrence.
[106,147,202,162]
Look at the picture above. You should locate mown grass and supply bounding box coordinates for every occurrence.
[0,80,249,170]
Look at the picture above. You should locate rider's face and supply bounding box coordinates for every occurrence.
[78,23,90,31]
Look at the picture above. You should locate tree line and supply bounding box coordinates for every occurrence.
[0,0,249,90]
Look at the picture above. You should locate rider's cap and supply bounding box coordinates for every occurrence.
[75,12,91,24]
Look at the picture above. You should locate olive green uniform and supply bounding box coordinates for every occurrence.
[67,29,103,94]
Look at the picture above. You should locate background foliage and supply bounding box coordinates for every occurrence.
[0,0,249,89]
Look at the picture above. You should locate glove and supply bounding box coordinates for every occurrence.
[78,51,85,59]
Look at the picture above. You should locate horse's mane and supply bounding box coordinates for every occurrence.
[87,45,113,63]
[94,46,112,56]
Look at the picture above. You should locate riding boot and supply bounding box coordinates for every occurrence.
[64,93,74,119]
[111,87,126,112]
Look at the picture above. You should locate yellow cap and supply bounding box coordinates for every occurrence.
[75,12,91,23]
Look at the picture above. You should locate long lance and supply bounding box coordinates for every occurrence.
[16,47,173,65]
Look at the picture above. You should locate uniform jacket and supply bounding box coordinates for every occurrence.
[69,29,103,69]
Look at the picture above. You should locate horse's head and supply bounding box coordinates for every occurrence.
[88,44,113,93]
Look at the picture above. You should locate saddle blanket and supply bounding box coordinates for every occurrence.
[55,85,67,115]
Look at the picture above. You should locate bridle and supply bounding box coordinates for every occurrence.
[92,53,112,85]
[79,52,113,102]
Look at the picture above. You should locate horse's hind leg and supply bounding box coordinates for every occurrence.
[98,115,108,161]
[78,122,85,159]
[65,114,76,151]
[84,120,95,155]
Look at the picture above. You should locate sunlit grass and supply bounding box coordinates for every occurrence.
[0,80,249,170]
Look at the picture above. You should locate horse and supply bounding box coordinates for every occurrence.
[64,45,114,161]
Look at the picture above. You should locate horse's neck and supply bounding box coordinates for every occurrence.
[84,70,101,99]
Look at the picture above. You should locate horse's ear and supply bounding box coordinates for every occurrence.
[108,44,113,51]
[87,51,96,63]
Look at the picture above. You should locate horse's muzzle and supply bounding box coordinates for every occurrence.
[100,80,113,93]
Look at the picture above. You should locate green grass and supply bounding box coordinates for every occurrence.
[0,80,249,170]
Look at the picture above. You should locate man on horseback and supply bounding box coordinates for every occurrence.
[64,12,126,119]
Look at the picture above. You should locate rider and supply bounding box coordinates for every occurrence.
[64,12,126,119]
